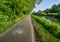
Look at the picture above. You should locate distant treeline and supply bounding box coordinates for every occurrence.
[32,4,60,19]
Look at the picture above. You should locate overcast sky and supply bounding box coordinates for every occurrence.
[33,0,60,12]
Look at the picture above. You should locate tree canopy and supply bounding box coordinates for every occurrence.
[0,0,42,22]
[44,4,60,13]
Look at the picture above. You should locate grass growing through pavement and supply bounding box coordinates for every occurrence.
[32,15,60,42]
[0,14,26,34]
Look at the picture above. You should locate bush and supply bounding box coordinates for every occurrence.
[32,15,60,39]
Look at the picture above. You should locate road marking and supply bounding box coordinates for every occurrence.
[12,29,23,35]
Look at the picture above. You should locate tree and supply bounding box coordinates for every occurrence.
[0,0,42,21]
[36,0,42,4]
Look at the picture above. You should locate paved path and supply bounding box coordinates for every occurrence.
[0,15,35,42]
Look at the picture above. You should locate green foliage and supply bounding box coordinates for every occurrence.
[0,0,36,20]
[44,4,60,13]
[32,15,60,42]
[32,15,60,39]
[0,0,37,34]
[32,10,44,16]
[0,14,25,34]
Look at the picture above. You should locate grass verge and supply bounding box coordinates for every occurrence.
[0,14,26,34]
[32,15,60,42]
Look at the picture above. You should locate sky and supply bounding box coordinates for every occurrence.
[33,0,60,12]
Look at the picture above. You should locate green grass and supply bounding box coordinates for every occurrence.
[0,14,26,34]
[43,16,60,24]
[32,15,60,42]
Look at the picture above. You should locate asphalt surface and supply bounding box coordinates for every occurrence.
[0,15,35,42]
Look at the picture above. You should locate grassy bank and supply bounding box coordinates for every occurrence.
[0,14,26,34]
[32,15,60,42]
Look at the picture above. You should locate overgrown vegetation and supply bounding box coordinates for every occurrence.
[32,1,60,42]
[32,3,60,23]
[32,15,60,42]
[0,0,37,34]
